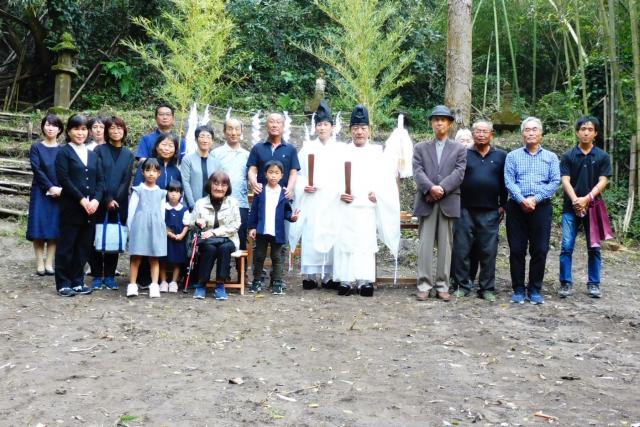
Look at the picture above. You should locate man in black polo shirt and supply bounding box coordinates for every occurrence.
[247,113,300,199]
[559,116,611,299]
[451,120,507,302]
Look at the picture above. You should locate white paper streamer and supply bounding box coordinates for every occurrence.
[199,104,210,126]
[251,111,261,146]
[283,111,292,142]
[185,102,199,155]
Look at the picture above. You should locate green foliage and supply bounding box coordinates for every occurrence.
[122,0,237,114]
[101,60,136,97]
[293,0,416,129]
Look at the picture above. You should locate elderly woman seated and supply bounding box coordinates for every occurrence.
[189,171,241,300]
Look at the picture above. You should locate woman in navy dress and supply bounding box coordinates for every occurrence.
[89,116,134,290]
[27,114,64,275]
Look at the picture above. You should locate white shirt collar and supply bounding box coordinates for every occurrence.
[265,184,281,193]
[165,202,184,211]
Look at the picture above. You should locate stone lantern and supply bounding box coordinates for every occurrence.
[51,32,79,112]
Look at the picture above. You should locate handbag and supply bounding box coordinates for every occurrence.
[94,212,128,253]
[588,198,614,248]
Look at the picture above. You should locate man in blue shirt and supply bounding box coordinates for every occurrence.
[504,117,560,305]
[246,113,300,199]
[136,103,186,161]
[559,116,611,299]
[212,117,250,250]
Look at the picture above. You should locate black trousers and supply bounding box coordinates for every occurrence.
[196,237,235,287]
[506,199,552,293]
[253,234,283,282]
[452,208,500,292]
[88,248,119,278]
[238,207,249,251]
[55,222,94,290]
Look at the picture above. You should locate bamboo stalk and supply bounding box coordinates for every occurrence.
[499,0,518,95]
[483,32,493,114]
[492,0,500,109]
[575,0,589,114]
[532,2,537,112]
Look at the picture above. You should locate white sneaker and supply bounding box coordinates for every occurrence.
[126,283,138,297]
[159,281,169,292]
[168,281,179,293]
[149,283,161,298]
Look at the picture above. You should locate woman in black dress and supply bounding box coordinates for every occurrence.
[89,116,134,290]
[26,114,64,275]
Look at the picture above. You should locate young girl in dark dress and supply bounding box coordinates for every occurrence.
[54,114,104,297]
[89,116,134,290]
[27,114,64,275]
[159,180,189,293]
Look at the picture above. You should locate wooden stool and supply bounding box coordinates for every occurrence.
[207,250,248,295]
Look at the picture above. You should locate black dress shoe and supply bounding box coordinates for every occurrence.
[337,283,352,296]
[358,283,374,297]
[302,279,318,290]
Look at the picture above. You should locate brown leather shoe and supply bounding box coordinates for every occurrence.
[416,291,429,301]
[436,291,451,301]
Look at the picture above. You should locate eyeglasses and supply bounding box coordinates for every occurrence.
[473,129,492,134]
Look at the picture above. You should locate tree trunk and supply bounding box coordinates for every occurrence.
[445,0,473,129]
[532,3,537,111]
[575,0,589,114]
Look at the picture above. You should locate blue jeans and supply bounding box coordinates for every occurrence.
[559,212,601,285]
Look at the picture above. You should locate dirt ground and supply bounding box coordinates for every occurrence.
[0,218,639,427]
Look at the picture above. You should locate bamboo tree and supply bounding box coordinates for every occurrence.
[499,0,519,96]
[293,0,415,129]
[122,0,237,123]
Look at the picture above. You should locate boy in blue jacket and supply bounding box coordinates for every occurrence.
[248,160,300,295]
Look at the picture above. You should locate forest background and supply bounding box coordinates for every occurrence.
[1,0,640,240]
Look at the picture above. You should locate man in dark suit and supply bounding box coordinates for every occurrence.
[413,105,467,301]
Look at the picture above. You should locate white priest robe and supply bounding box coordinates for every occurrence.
[330,142,400,283]
[289,138,345,276]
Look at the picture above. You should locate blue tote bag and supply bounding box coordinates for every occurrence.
[94,212,128,253]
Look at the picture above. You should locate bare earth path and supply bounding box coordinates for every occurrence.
[0,221,639,427]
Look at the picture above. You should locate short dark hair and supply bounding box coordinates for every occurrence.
[166,179,183,193]
[195,125,214,140]
[141,157,161,172]
[65,114,89,143]
[104,116,128,143]
[575,116,600,134]
[264,160,284,174]
[204,171,232,197]
[155,102,175,117]
[87,116,106,129]
[40,114,64,136]
[151,132,180,164]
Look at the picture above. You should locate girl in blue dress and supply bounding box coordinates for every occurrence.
[27,114,64,276]
[160,180,189,293]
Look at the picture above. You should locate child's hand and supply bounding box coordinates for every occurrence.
[174,233,184,241]
[290,209,301,222]
[248,229,256,240]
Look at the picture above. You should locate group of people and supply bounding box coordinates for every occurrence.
[26,100,611,303]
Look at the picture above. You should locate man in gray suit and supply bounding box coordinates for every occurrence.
[413,105,467,301]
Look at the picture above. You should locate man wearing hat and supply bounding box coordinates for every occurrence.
[413,105,467,301]
[289,100,344,290]
[331,104,400,296]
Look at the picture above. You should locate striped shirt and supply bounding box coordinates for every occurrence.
[504,146,560,203]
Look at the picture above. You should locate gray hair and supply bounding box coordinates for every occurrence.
[267,113,284,123]
[223,117,243,132]
[520,116,543,133]
[455,128,472,144]
[472,119,494,131]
